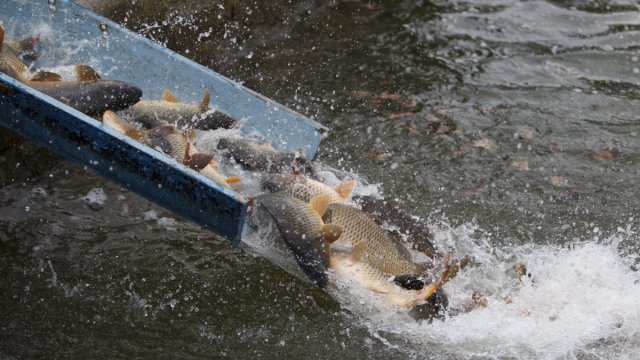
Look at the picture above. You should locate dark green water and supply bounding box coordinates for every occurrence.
[2,0,640,358]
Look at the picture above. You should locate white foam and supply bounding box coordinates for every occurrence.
[82,187,107,205]
[363,224,640,359]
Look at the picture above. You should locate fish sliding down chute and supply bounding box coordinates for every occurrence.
[0,0,328,242]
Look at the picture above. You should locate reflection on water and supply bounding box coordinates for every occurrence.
[2,0,640,358]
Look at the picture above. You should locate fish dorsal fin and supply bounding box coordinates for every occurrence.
[198,89,210,113]
[75,64,101,82]
[30,70,62,82]
[322,224,342,243]
[335,179,356,200]
[162,89,179,103]
[309,194,332,217]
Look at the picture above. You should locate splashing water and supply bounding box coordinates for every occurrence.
[356,223,640,359]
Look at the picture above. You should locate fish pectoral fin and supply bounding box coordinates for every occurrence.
[392,274,425,290]
[226,176,241,184]
[321,224,342,243]
[309,193,332,217]
[75,64,102,82]
[335,179,356,200]
[198,89,210,113]
[0,26,5,48]
[162,89,179,102]
[30,70,62,82]
[184,152,214,171]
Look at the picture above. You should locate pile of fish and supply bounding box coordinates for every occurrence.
[0,26,472,321]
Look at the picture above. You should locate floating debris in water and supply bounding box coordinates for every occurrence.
[367,151,391,162]
[405,122,420,134]
[386,111,417,120]
[473,137,497,151]
[549,176,569,187]
[511,160,529,170]
[592,148,622,161]
[514,128,536,140]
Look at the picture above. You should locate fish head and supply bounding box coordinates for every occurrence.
[87,80,143,114]
[195,110,238,130]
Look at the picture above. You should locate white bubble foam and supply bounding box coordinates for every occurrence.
[82,187,107,206]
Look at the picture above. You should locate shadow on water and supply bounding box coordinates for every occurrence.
[2,0,640,358]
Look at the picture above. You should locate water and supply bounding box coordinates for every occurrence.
[2,0,640,358]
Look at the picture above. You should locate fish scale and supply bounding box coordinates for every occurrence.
[255,193,334,287]
[325,203,420,276]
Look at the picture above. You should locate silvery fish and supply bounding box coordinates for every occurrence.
[125,89,237,130]
[103,110,236,190]
[253,192,342,287]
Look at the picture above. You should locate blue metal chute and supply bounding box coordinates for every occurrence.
[0,0,328,242]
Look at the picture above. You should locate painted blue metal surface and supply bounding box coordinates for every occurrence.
[0,0,328,242]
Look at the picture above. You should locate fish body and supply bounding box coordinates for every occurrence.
[1,41,31,74]
[217,137,312,174]
[126,89,237,130]
[324,203,421,276]
[261,173,355,204]
[0,59,142,116]
[103,111,233,189]
[254,193,342,287]
[354,195,438,259]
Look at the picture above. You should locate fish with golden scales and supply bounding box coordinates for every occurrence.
[103,110,237,190]
[253,192,343,287]
[124,89,238,130]
[323,203,469,319]
[252,189,466,320]
[353,194,438,259]
[261,173,356,205]
[0,26,142,116]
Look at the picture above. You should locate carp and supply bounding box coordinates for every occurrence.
[0,27,142,116]
[103,110,236,190]
[253,192,343,287]
[323,203,468,317]
[354,195,438,259]
[124,89,238,130]
[217,137,315,175]
[261,173,356,204]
